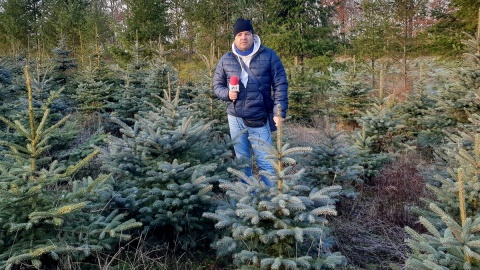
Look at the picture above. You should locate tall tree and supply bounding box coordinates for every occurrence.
[0,0,42,54]
[77,0,115,63]
[183,0,235,57]
[412,0,460,57]
[0,0,113,59]
[351,0,395,88]
[255,0,340,64]
[389,0,429,90]
[39,0,89,50]
[450,0,480,34]
[123,0,170,44]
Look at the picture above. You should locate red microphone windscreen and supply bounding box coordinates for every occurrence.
[230,76,239,85]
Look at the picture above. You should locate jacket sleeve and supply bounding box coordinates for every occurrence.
[212,57,231,102]
[270,51,288,118]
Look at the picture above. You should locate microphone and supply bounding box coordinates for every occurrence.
[229,76,239,92]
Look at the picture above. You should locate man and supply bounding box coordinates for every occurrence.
[212,18,288,187]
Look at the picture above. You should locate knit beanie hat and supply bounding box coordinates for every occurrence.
[233,18,254,36]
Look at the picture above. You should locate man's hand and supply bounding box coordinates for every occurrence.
[273,116,284,126]
[229,90,238,101]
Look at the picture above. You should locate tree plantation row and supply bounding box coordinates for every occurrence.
[0,0,478,81]
[1,28,480,268]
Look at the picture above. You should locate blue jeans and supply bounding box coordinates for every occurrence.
[228,114,275,186]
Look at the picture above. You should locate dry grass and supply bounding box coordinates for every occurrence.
[332,152,429,269]
[284,121,429,269]
[367,152,428,227]
[53,233,232,270]
[283,122,323,146]
[283,115,338,147]
[332,212,409,270]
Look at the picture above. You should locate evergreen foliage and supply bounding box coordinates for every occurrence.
[463,32,480,66]
[301,116,364,196]
[181,0,234,56]
[51,37,78,86]
[107,44,174,126]
[356,99,406,153]
[0,59,82,162]
[328,77,373,128]
[287,62,338,123]
[405,123,480,269]
[204,114,347,269]
[449,0,480,34]
[0,2,478,267]
[434,67,480,124]
[123,0,170,43]
[0,0,41,51]
[350,125,392,179]
[255,0,340,60]
[0,66,141,269]
[74,66,115,116]
[395,79,455,154]
[341,96,404,179]
[0,60,18,131]
[63,66,113,167]
[402,35,480,154]
[405,44,480,267]
[351,0,395,65]
[99,86,233,249]
[0,59,34,127]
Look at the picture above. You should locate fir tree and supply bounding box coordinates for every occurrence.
[99,86,234,249]
[108,42,175,127]
[69,65,116,159]
[356,99,406,154]
[287,64,336,123]
[328,77,373,129]
[405,129,480,269]
[302,116,364,196]
[417,32,480,153]
[350,125,391,179]
[69,45,124,134]
[0,66,141,269]
[404,43,480,266]
[108,60,149,124]
[0,60,18,132]
[433,66,480,125]
[51,37,78,86]
[394,81,455,155]
[204,107,347,269]
[0,59,83,163]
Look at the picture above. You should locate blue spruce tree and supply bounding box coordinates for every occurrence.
[204,107,347,269]
[99,84,234,250]
[0,66,140,269]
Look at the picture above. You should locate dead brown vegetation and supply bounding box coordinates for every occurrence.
[284,121,429,269]
[333,152,428,269]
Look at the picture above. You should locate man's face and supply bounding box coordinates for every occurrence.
[234,31,254,52]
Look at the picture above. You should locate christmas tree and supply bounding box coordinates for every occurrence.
[404,32,480,266]
[405,125,480,269]
[328,76,373,129]
[204,107,347,269]
[99,84,234,249]
[0,66,140,269]
[302,116,364,195]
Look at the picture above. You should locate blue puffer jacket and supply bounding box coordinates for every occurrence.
[212,45,288,119]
